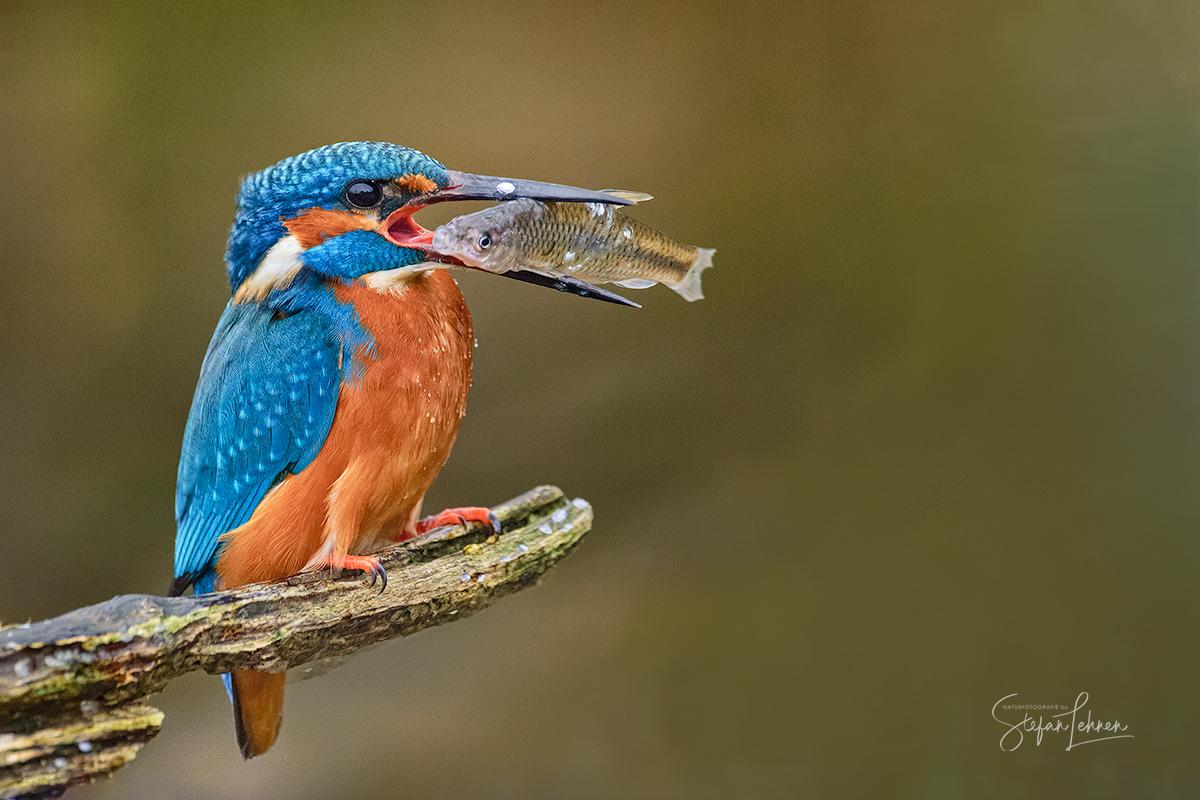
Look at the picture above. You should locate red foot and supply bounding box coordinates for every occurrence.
[322,553,387,593]
[414,506,501,537]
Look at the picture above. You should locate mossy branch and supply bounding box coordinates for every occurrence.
[0,486,591,799]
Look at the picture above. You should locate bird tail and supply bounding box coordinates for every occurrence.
[174,552,285,756]
[230,670,286,759]
[671,247,715,302]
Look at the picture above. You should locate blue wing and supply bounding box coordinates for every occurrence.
[172,301,343,591]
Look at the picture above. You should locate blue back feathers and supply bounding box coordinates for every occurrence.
[174,301,343,582]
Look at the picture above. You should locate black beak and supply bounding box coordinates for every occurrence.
[416,170,638,307]
[426,170,636,207]
[499,270,641,308]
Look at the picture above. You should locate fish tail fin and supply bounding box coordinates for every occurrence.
[230,669,286,759]
[673,247,715,302]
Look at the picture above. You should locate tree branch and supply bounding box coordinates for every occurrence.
[0,485,591,799]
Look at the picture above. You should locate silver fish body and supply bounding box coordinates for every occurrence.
[431,198,714,301]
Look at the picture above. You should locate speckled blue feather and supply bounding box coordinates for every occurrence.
[173,300,343,581]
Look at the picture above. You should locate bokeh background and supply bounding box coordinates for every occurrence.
[1,2,1197,798]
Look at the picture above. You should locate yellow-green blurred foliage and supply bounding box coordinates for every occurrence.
[0,2,1196,798]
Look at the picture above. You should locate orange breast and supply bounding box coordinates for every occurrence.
[216,269,474,588]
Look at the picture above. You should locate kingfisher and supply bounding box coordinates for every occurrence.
[169,142,632,758]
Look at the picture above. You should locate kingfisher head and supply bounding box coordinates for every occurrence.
[225,141,633,303]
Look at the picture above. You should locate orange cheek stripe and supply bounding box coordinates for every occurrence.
[394,173,438,195]
[283,208,379,248]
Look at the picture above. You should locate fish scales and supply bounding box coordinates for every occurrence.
[431,198,714,301]
[543,202,691,282]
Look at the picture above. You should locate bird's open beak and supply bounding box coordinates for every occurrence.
[425,171,636,207]
[381,171,638,307]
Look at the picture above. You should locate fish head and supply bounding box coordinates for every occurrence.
[432,210,519,273]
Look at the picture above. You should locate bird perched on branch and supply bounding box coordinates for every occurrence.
[169,142,632,758]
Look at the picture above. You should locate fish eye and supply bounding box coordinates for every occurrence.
[476,232,493,250]
[344,180,383,209]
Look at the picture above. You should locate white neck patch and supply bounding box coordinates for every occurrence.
[235,234,305,303]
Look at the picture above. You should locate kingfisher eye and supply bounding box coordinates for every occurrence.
[477,233,493,250]
[344,180,383,209]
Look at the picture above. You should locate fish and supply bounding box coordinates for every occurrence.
[430,196,715,302]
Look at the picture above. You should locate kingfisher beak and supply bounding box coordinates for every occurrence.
[423,171,636,207]
[499,270,641,307]
[387,170,638,307]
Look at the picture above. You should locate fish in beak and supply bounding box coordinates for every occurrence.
[383,171,639,306]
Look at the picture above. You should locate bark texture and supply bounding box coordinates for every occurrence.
[0,486,591,798]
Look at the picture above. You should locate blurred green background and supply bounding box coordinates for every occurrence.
[1,2,1197,798]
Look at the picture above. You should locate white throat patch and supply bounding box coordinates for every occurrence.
[362,264,439,294]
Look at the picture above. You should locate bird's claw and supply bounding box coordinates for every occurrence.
[329,554,387,594]
[414,507,502,537]
[367,560,387,594]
